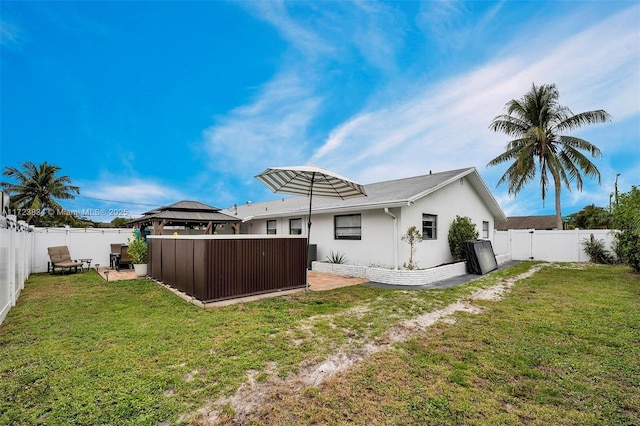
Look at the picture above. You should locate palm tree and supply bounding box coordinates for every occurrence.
[1,161,80,224]
[487,83,611,230]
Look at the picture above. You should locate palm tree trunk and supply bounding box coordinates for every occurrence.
[554,176,563,230]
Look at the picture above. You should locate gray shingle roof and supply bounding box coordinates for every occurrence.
[140,200,223,215]
[495,215,558,230]
[223,167,506,221]
[130,200,240,225]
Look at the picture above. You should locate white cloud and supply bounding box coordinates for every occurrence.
[201,2,409,179]
[349,1,406,72]
[202,71,322,175]
[0,18,25,49]
[311,113,373,162]
[241,0,333,59]
[78,179,185,216]
[244,1,405,71]
[310,4,639,194]
[199,1,638,217]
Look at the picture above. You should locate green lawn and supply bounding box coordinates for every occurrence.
[0,263,638,425]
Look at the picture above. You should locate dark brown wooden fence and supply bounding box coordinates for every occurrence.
[148,236,307,302]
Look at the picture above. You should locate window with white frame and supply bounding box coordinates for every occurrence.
[482,221,489,239]
[334,214,361,240]
[266,220,276,235]
[422,214,437,239]
[289,218,303,235]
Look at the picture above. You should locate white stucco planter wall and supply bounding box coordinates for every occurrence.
[312,260,466,286]
[312,254,512,287]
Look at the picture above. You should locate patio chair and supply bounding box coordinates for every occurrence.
[110,243,132,271]
[47,246,84,274]
[110,243,121,269]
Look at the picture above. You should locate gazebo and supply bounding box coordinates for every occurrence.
[128,200,241,235]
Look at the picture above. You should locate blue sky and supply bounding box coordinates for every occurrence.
[1,1,638,221]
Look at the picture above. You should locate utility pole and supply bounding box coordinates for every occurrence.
[609,192,614,213]
[615,173,621,207]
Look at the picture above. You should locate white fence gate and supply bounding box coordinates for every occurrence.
[493,229,616,262]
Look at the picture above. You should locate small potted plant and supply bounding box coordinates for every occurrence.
[127,231,148,277]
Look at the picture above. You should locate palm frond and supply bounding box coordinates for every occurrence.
[559,136,602,158]
[488,82,607,216]
[489,115,530,136]
[557,110,611,132]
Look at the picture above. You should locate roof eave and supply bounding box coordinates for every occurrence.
[237,200,409,221]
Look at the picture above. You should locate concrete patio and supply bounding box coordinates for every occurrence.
[95,266,368,292]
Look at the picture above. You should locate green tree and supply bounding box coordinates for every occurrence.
[401,226,422,270]
[487,83,610,230]
[612,187,640,273]
[569,204,611,229]
[111,217,130,228]
[448,215,479,261]
[1,161,80,225]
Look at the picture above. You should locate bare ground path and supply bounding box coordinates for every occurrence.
[188,263,547,425]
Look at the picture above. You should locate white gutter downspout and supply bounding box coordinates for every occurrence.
[384,208,399,270]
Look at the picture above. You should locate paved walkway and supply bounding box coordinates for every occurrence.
[364,260,521,290]
[96,266,138,281]
[94,267,368,291]
[93,262,520,293]
[307,270,369,291]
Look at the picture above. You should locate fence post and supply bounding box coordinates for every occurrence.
[528,229,534,260]
[8,222,16,308]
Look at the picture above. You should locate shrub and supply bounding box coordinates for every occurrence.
[127,231,148,264]
[448,215,479,260]
[401,226,422,270]
[612,187,640,273]
[582,235,615,264]
[326,250,348,264]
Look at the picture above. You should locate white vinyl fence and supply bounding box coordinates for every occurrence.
[493,229,616,262]
[1,224,132,325]
[1,220,34,325]
[0,222,620,325]
[31,227,131,273]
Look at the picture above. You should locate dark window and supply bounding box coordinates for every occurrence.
[266,220,276,235]
[289,218,302,235]
[482,221,489,239]
[335,214,361,240]
[422,214,437,240]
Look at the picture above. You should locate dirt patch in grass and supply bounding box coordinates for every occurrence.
[193,263,547,424]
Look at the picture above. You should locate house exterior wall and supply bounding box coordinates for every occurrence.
[397,175,496,269]
[241,175,497,270]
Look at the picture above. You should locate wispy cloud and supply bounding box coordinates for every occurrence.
[417,1,504,50]
[202,71,322,175]
[245,0,405,70]
[311,4,639,203]
[84,180,183,205]
[0,18,25,49]
[240,0,333,59]
[201,1,407,178]
[199,1,637,216]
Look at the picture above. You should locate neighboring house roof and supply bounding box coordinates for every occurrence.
[129,200,240,226]
[223,167,507,221]
[494,215,558,230]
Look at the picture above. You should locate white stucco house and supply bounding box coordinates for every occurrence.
[221,167,506,270]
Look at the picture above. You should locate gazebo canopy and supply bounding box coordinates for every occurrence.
[128,200,240,231]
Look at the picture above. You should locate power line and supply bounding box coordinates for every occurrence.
[75,195,158,207]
